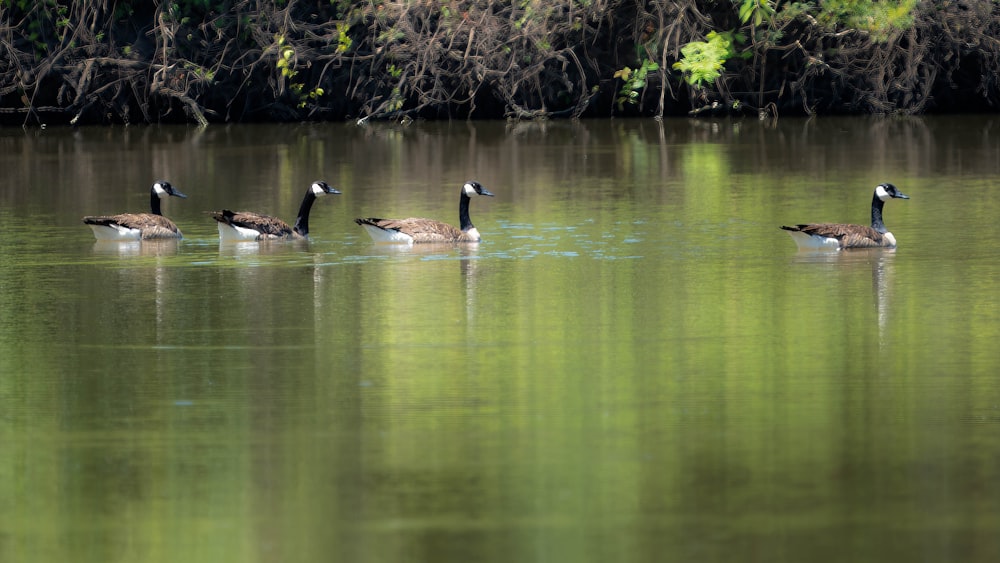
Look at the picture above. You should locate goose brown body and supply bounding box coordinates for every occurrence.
[210,181,340,241]
[84,214,184,239]
[354,217,480,243]
[356,181,494,244]
[209,209,298,240]
[780,223,896,249]
[780,183,909,250]
[83,181,187,240]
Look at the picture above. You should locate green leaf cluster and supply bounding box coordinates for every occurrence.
[672,31,745,90]
[818,0,918,41]
[614,58,660,111]
[336,22,352,53]
[274,34,325,109]
[737,0,775,26]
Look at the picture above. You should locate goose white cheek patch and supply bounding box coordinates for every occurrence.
[875,185,890,201]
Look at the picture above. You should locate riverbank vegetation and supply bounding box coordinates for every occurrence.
[2,1,999,125]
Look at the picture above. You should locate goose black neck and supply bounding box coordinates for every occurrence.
[870,193,887,233]
[150,190,163,215]
[459,192,474,231]
[292,190,318,236]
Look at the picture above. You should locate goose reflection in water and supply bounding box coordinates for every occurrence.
[358,241,483,325]
[91,238,180,257]
[791,248,896,348]
[217,238,310,259]
[90,238,180,343]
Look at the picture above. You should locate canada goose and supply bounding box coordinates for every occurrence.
[83,181,187,240]
[209,181,341,241]
[355,181,495,243]
[781,183,910,250]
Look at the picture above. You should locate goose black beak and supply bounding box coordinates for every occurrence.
[480,188,495,197]
[896,192,910,199]
[172,190,188,199]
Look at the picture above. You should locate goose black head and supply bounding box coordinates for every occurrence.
[153,181,187,199]
[311,181,341,196]
[875,183,909,201]
[463,181,494,198]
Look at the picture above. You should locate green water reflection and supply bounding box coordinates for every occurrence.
[1,117,999,562]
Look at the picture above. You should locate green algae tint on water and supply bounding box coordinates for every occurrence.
[1,117,999,563]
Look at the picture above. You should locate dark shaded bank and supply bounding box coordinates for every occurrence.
[2,1,1000,126]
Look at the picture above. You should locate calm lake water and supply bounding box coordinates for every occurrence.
[2,117,999,562]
